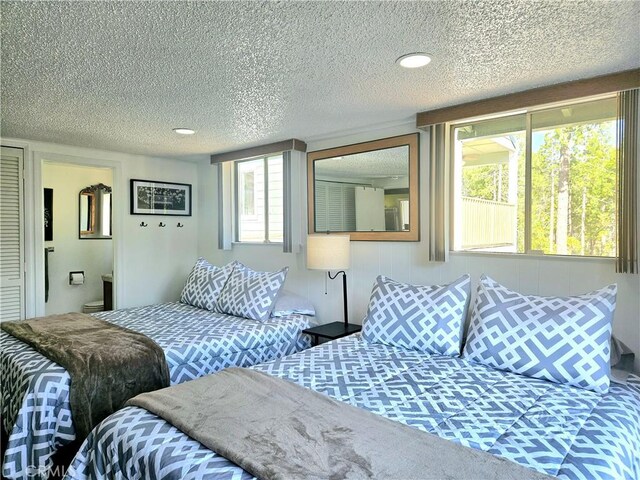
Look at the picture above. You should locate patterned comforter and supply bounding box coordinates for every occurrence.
[67,333,640,480]
[0,302,312,480]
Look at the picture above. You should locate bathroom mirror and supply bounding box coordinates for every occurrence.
[79,183,112,239]
[307,133,419,241]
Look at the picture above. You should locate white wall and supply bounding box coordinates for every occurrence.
[197,124,640,372]
[2,138,201,316]
[43,163,113,314]
[116,155,199,308]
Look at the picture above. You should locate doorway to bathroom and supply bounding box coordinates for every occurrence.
[42,162,114,316]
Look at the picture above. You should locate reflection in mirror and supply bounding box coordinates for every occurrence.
[79,193,95,234]
[314,146,410,232]
[308,133,419,241]
[79,183,112,239]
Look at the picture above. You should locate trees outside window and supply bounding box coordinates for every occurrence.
[453,96,617,257]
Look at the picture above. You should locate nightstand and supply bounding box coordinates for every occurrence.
[303,322,362,346]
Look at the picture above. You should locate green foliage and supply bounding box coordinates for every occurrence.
[461,121,616,257]
[462,164,509,202]
[529,122,616,257]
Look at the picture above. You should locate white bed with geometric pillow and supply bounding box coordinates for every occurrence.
[65,274,640,480]
[1,259,313,480]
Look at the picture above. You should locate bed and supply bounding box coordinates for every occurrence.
[66,333,640,480]
[67,273,640,480]
[0,301,313,480]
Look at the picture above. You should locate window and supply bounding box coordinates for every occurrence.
[241,170,255,216]
[452,96,617,257]
[235,154,283,243]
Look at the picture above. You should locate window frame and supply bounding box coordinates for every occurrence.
[449,94,618,258]
[233,154,283,244]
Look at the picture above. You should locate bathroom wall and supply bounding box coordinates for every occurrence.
[43,163,113,315]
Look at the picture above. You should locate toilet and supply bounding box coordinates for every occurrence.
[82,300,104,314]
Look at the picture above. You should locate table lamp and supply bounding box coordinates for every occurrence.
[307,234,351,326]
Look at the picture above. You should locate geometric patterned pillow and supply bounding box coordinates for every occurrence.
[462,275,617,393]
[362,274,471,356]
[215,263,288,322]
[180,258,236,311]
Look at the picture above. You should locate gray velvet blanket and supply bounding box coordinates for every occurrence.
[128,368,553,480]
[2,312,169,439]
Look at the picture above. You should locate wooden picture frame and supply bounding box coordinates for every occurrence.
[130,179,192,216]
[307,133,420,241]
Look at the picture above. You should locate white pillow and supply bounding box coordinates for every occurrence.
[271,290,315,317]
[180,258,235,311]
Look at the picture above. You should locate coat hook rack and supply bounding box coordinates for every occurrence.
[140,221,148,227]
[159,222,166,227]
[177,222,184,228]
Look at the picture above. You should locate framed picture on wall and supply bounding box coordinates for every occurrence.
[44,188,53,241]
[130,179,192,216]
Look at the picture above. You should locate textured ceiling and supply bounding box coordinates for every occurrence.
[1,1,639,160]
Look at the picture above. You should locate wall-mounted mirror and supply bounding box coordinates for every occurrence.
[307,133,419,241]
[79,183,112,239]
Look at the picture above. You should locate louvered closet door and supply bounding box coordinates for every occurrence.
[0,146,25,321]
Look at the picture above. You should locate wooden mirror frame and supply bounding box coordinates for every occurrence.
[307,133,420,241]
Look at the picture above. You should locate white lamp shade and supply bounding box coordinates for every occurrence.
[306,234,350,270]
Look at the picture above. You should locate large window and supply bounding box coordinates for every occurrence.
[452,96,617,257]
[235,155,283,243]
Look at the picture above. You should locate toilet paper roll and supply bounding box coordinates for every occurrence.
[70,273,84,285]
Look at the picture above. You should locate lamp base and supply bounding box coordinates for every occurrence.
[327,270,348,326]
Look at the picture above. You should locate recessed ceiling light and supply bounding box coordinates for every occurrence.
[173,128,195,135]
[396,53,432,69]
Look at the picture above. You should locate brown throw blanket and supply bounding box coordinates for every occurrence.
[2,312,170,439]
[128,368,553,480]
